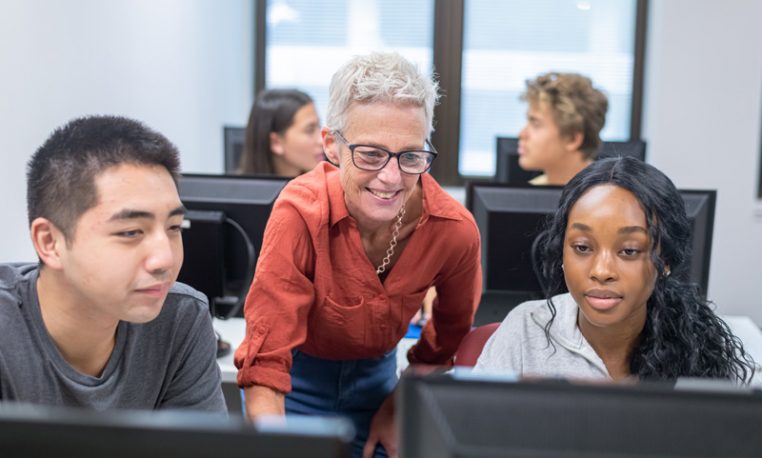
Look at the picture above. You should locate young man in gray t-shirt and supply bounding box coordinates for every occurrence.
[0,116,225,412]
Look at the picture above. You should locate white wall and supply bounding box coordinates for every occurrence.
[0,0,253,262]
[1,1,761,323]
[642,0,762,322]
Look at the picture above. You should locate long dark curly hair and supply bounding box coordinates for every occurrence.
[533,157,754,382]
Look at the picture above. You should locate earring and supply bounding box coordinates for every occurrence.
[663,268,671,278]
[561,263,565,271]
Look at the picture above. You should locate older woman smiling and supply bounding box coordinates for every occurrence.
[234,52,482,458]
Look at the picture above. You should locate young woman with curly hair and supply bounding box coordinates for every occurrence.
[476,157,754,382]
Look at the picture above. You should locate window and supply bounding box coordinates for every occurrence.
[459,0,639,176]
[264,0,434,124]
[256,0,646,184]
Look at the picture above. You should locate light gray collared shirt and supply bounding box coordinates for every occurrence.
[475,293,611,379]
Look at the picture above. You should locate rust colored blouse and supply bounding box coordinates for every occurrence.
[234,162,482,393]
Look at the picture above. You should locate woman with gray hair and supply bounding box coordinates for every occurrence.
[234,52,482,457]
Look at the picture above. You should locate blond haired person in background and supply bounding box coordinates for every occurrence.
[518,72,608,185]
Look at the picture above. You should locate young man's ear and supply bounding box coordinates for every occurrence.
[30,218,66,270]
[269,132,285,156]
[321,128,340,166]
[564,131,585,153]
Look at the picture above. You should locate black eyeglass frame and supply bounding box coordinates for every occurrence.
[332,130,438,175]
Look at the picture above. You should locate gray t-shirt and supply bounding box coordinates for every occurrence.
[0,263,226,412]
[475,293,611,379]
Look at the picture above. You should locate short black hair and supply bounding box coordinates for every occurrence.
[27,115,181,239]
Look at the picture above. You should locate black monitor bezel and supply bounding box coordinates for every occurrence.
[177,173,290,317]
[399,372,762,458]
[494,136,647,185]
[223,125,246,174]
[466,180,564,299]
[0,404,353,458]
[466,181,715,300]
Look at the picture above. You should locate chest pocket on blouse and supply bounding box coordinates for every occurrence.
[318,295,367,348]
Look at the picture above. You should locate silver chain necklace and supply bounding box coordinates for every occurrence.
[376,205,406,275]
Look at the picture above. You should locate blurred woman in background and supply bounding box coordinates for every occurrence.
[238,88,324,176]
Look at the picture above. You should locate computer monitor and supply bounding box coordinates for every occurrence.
[466,182,715,324]
[466,183,563,318]
[0,403,353,458]
[681,190,717,293]
[398,372,762,458]
[494,137,538,184]
[494,136,647,184]
[223,125,246,174]
[177,174,289,318]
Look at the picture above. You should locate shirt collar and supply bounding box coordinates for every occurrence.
[324,163,350,228]
[530,293,612,377]
[530,293,585,349]
[420,172,464,222]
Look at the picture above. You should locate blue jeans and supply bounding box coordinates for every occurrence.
[286,349,398,458]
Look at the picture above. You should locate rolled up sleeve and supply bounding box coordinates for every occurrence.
[234,195,316,394]
[408,219,482,366]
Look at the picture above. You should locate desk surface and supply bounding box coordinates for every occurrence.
[215,315,762,385]
[213,318,417,382]
[213,318,245,383]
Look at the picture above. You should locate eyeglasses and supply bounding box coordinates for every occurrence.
[333,131,438,175]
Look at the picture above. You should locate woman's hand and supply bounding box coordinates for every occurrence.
[363,392,398,458]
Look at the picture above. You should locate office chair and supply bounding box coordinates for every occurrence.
[454,322,501,367]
